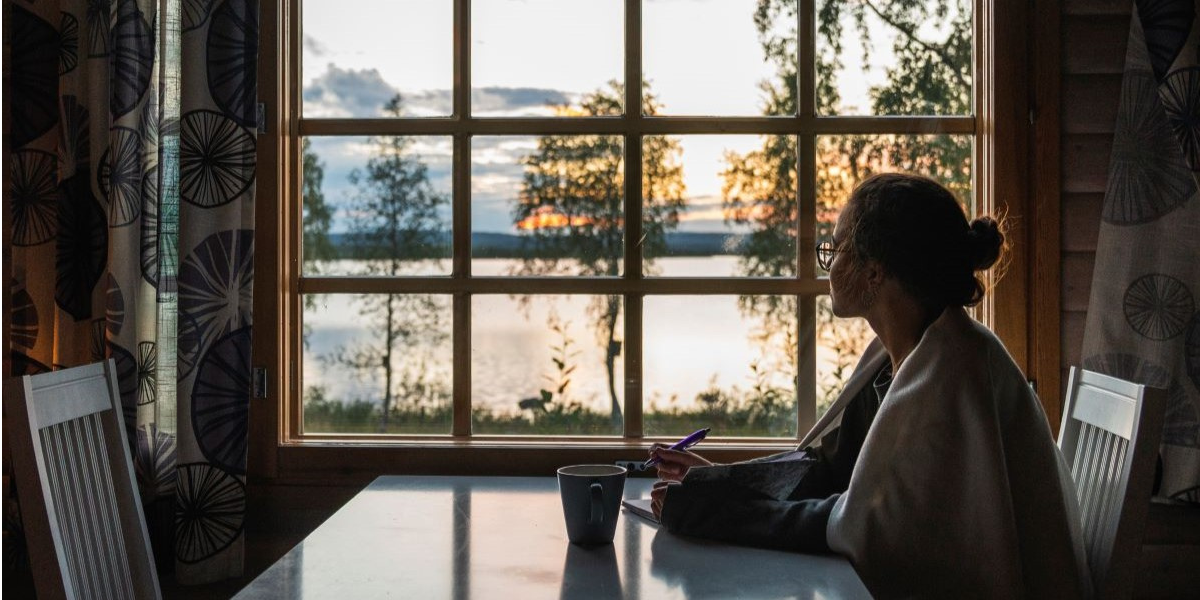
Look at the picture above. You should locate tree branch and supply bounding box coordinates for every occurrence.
[858,0,971,93]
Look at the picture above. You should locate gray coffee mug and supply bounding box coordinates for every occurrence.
[557,464,627,545]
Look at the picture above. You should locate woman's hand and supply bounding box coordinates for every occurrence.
[651,480,678,520]
[649,443,713,483]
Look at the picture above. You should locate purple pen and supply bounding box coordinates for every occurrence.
[643,427,711,468]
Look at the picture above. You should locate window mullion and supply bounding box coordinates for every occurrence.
[623,0,644,439]
[451,0,471,437]
[287,0,304,441]
[799,0,816,120]
[452,135,471,438]
[797,0,818,437]
[624,297,643,439]
[454,0,469,120]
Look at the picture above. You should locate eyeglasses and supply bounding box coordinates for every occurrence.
[815,240,845,271]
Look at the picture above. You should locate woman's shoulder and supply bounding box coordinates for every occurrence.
[914,307,1029,388]
[930,308,1015,358]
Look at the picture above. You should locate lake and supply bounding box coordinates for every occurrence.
[301,257,867,415]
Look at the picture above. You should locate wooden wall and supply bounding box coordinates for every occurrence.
[1060,0,1128,385]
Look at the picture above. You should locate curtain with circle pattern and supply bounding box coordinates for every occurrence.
[1082,0,1200,504]
[6,0,256,584]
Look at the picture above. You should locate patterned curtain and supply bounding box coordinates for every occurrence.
[1082,0,1200,504]
[6,0,257,584]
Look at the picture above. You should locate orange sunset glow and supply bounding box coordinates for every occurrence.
[516,206,622,231]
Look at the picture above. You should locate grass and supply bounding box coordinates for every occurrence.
[302,395,804,437]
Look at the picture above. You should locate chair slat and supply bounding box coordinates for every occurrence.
[90,414,135,599]
[1078,425,1102,537]
[87,414,135,598]
[42,426,79,599]
[1087,426,1111,552]
[52,421,92,599]
[79,417,113,600]
[66,419,104,600]
[1089,429,1118,565]
[39,402,139,600]
[1103,437,1129,562]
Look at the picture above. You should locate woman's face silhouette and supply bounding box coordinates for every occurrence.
[828,203,871,319]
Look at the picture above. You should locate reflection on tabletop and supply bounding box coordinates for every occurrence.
[559,543,622,600]
[647,526,858,600]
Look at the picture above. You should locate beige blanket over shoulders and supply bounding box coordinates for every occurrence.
[803,308,1091,598]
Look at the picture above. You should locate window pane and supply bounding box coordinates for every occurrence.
[815,0,973,115]
[302,0,451,117]
[472,136,625,277]
[643,0,791,116]
[645,135,796,277]
[816,295,873,418]
[472,0,623,117]
[644,295,797,438]
[302,294,452,434]
[815,134,973,274]
[301,136,452,276]
[472,295,624,436]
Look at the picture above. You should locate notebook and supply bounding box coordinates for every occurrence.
[621,498,659,523]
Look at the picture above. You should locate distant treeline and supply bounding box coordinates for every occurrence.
[322,231,750,259]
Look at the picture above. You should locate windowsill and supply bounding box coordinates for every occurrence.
[265,441,798,481]
[284,436,806,448]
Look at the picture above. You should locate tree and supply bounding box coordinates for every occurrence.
[300,138,337,351]
[723,0,974,405]
[302,137,337,268]
[326,94,451,432]
[514,81,686,430]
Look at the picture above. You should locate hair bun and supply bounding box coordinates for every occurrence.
[966,217,1004,271]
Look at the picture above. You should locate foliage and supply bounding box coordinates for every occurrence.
[512,81,687,429]
[322,94,452,432]
[518,314,583,413]
[302,137,337,266]
[301,138,337,348]
[721,0,976,405]
[305,391,801,437]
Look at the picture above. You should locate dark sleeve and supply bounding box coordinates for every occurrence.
[657,366,886,553]
[660,482,841,553]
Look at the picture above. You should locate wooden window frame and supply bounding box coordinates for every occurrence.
[250,0,1060,482]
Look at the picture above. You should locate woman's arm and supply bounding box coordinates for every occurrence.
[660,483,841,553]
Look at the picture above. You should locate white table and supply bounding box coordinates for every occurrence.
[234,475,870,599]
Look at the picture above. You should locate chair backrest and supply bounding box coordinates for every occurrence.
[4,360,161,600]
[1058,366,1166,600]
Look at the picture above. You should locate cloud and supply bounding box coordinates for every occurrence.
[399,90,453,116]
[303,65,399,118]
[365,87,572,117]
[302,61,575,119]
[356,87,575,117]
[472,87,574,115]
[303,35,328,58]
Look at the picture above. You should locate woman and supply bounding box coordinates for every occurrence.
[648,173,1090,598]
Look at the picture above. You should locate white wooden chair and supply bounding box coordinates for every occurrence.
[4,359,161,599]
[1059,366,1166,600]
